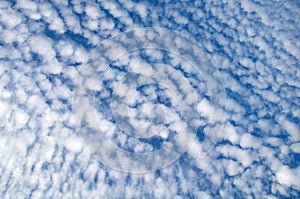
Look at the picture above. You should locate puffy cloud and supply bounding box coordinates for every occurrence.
[0,0,299,198]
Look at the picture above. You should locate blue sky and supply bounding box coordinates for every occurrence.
[0,0,299,198]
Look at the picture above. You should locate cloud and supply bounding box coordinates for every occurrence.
[0,0,299,198]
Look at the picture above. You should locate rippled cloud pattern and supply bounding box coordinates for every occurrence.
[0,0,299,198]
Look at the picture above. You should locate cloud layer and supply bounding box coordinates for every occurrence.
[0,0,299,198]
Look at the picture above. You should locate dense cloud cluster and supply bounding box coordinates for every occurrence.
[0,0,299,198]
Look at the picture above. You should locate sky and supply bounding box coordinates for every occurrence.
[0,0,300,198]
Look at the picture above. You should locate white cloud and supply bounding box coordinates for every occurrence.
[0,8,22,29]
[290,142,300,153]
[276,166,300,189]
[29,35,56,61]
[240,133,262,149]
[16,0,38,11]
[217,145,255,168]
[73,47,89,63]
[0,0,299,198]
[0,101,11,131]
[277,115,300,141]
[65,135,82,153]
[49,17,65,34]
[13,109,29,130]
[58,42,74,57]
[85,6,101,19]
[134,3,148,19]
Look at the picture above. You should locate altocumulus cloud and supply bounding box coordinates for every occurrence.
[0,0,299,198]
